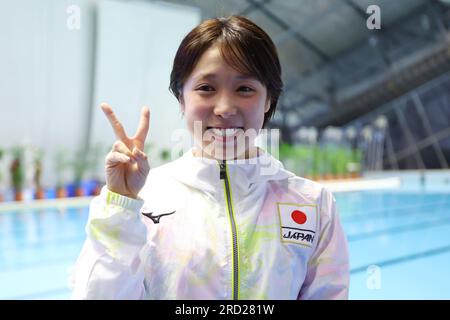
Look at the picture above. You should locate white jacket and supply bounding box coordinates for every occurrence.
[70,149,349,299]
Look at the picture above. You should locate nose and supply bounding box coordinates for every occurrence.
[213,93,237,118]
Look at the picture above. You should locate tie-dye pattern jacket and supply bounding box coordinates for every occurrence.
[70,149,349,299]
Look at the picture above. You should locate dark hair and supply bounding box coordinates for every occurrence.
[169,15,283,128]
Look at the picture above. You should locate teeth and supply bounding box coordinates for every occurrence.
[211,128,240,137]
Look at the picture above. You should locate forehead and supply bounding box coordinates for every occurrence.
[189,45,257,82]
[190,46,235,76]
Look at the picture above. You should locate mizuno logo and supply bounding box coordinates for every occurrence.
[141,210,175,224]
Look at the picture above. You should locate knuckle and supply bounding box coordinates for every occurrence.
[112,141,123,150]
[105,152,113,164]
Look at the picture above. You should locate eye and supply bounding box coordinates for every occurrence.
[238,86,254,93]
[196,84,215,92]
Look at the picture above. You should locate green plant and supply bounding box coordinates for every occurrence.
[279,142,365,178]
[10,146,25,192]
[312,145,326,177]
[334,148,349,176]
[279,143,322,176]
[348,148,363,175]
[297,145,317,177]
[279,143,296,173]
[33,148,44,189]
[160,148,170,162]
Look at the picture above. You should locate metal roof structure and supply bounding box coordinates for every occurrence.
[160,0,450,169]
[161,0,448,123]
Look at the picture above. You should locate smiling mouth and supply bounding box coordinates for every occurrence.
[207,127,244,138]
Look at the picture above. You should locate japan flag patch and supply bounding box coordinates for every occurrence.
[277,203,318,248]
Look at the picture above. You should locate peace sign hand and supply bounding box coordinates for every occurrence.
[101,103,150,199]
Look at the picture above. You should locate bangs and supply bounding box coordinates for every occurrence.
[216,35,266,85]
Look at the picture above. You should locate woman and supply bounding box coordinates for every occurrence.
[70,15,349,300]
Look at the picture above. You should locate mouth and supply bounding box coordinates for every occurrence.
[207,127,244,136]
[206,127,244,141]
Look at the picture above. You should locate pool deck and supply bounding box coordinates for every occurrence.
[0,177,402,212]
[320,177,401,192]
[0,196,93,212]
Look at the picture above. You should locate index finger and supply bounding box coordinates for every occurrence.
[134,106,150,147]
[101,103,129,142]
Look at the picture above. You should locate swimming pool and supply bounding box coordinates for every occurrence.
[336,189,450,299]
[0,205,88,299]
[1,187,449,299]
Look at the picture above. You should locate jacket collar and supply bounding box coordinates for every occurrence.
[168,148,294,194]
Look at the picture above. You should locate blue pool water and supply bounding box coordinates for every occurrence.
[0,206,88,299]
[336,190,450,299]
[0,188,449,299]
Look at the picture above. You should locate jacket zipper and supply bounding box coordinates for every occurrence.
[219,160,239,300]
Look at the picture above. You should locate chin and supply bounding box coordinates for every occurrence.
[199,142,248,161]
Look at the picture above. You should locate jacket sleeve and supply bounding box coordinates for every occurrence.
[298,187,350,300]
[69,187,150,299]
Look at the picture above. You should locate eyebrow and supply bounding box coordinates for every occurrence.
[193,73,257,81]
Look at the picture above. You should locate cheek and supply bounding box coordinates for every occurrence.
[184,97,212,126]
[241,97,266,127]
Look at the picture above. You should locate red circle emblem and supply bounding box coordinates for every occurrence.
[291,210,307,224]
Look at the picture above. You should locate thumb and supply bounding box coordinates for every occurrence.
[132,147,150,173]
[132,147,147,159]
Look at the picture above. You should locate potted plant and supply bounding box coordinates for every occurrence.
[33,148,45,199]
[54,149,69,198]
[10,146,25,201]
[279,143,296,174]
[312,145,325,181]
[335,147,348,180]
[349,148,363,179]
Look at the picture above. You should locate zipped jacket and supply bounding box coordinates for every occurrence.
[70,149,349,299]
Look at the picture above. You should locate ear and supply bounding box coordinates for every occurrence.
[264,97,271,113]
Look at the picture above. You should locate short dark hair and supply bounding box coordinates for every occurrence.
[169,15,283,128]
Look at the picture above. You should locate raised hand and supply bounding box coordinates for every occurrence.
[101,103,150,199]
